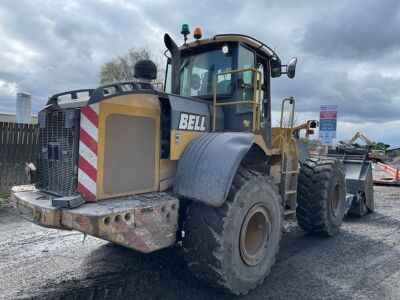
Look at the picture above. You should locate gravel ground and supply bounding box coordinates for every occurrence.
[1,186,400,300]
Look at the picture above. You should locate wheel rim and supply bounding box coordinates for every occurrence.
[331,181,341,216]
[240,203,271,266]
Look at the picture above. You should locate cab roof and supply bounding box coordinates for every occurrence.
[179,34,280,61]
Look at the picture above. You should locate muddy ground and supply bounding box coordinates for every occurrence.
[1,186,400,300]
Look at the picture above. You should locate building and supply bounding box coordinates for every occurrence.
[0,112,38,124]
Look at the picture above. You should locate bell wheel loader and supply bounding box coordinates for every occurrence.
[12,25,374,295]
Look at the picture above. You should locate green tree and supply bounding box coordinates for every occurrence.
[100,47,165,84]
[373,142,390,151]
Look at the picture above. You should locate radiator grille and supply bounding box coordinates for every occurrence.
[103,114,156,195]
[36,109,79,196]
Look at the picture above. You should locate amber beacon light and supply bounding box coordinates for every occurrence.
[193,27,202,40]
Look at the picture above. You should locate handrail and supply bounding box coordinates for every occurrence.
[271,98,299,174]
[212,67,262,132]
[46,89,95,107]
[152,82,164,92]
[279,97,295,132]
[277,97,296,150]
[212,34,279,59]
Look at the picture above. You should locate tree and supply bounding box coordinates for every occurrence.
[373,142,391,151]
[100,47,166,85]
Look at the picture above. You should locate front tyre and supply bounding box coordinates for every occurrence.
[182,169,282,295]
[296,157,346,236]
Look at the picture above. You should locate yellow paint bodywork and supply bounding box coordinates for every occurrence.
[159,159,177,191]
[96,94,161,200]
[93,93,276,199]
[271,126,298,171]
[271,127,296,155]
[254,134,272,156]
[169,130,204,160]
[169,130,271,160]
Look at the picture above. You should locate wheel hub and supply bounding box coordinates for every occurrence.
[240,203,271,266]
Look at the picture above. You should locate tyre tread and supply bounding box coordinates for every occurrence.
[183,169,281,294]
[296,157,344,236]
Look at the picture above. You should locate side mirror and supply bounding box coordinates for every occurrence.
[286,57,297,79]
[270,58,282,78]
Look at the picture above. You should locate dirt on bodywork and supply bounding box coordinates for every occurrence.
[1,186,400,300]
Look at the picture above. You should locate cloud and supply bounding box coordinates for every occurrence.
[0,80,18,111]
[0,0,399,147]
[271,57,400,123]
[0,0,167,112]
[300,0,400,60]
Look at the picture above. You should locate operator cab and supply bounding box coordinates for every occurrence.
[164,25,297,141]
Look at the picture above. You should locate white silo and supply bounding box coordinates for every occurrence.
[16,92,32,123]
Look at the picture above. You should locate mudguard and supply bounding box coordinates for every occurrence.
[173,132,255,207]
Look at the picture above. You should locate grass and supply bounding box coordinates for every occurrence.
[0,192,11,207]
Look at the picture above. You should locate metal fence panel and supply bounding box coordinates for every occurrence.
[0,122,38,193]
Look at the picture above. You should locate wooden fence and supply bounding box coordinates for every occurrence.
[0,122,38,193]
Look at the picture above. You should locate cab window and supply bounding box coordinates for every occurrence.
[180,48,233,97]
[238,44,255,99]
[236,45,256,113]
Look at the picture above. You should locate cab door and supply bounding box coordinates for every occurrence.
[225,45,264,131]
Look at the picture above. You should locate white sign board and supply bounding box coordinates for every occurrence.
[321,132,333,145]
[319,105,337,146]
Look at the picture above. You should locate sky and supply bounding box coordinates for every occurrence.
[0,0,399,147]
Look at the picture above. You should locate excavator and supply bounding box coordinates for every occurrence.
[333,132,385,161]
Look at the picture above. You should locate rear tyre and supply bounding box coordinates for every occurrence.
[182,169,282,295]
[296,157,346,236]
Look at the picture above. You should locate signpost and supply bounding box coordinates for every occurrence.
[319,105,337,148]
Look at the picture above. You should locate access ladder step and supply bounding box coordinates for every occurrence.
[281,170,299,175]
[285,190,297,195]
[284,209,296,216]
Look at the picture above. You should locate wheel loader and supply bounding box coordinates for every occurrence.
[12,25,374,295]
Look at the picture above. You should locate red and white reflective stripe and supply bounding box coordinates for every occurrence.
[78,103,99,201]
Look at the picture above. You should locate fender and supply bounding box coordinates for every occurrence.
[173,132,255,207]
